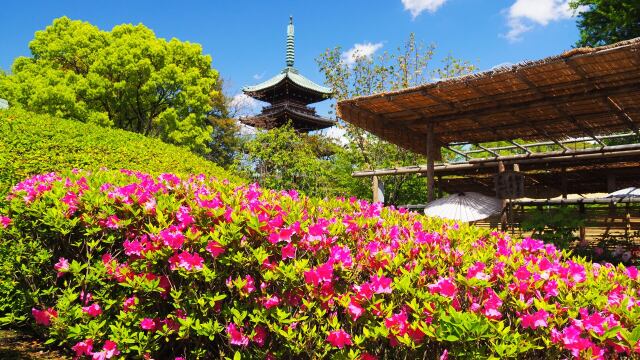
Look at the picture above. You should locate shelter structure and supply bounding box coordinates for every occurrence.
[241,17,334,132]
[337,38,640,242]
[336,38,640,203]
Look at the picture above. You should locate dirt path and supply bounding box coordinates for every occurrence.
[0,329,69,360]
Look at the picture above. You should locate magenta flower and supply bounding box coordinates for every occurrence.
[428,277,457,299]
[466,261,489,281]
[567,261,586,283]
[243,275,256,294]
[82,303,102,317]
[123,239,143,256]
[0,215,12,228]
[53,257,69,277]
[252,326,268,347]
[264,295,280,309]
[227,323,249,347]
[268,227,295,244]
[347,298,365,321]
[140,318,156,331]
[329,245,353,268]
[92,340,120,359]
[160,227,185,249]
[304,262,334,286]
[32,307,57,326]
[521,309,550,329]
[281,242,297,260]
[206,241,226,257]
[326,329,352,349]
[123,296,137,312]
[72,339,94,357]
[369,274,393,294]
[168,251,204,271]
[514,266,531,281]
[105,215,120,229]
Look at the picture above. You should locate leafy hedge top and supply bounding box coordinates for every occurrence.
[0,109,242,197]
[1,170,640,359]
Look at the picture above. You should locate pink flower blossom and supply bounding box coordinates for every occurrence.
[160,227,185,249]
[168,251,204,271]
[0,215,12,228]
[32,307,57,326]
[253,326,267,347]
[54,257,69,277]
[304,262,333,286]
[227,323,249,347]
[281,242,297,260]
[369,274,393,294]
[206,241,226,257]
[140,318,156,331]
[269,227,294,244]
[521,309,550,329]
[440,349,449,360]
[264,295,280,309]
[329,245,353,268]
[326,329,352,349]
[567,261,586,283]
[72,339,94,357]
[466,261,490,280]
[91,340,120,360]
[105,215,120,229]
[123,239,144,256]
[428,277,457,299]
[243,275,256,294]
[82,303,102,317]
[123,296,137,312]
[514,266,531,281]
[347,298,365,321]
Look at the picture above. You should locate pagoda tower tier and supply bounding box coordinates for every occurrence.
[241,17,334,132]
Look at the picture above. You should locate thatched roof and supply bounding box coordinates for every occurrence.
[337,38,640,156]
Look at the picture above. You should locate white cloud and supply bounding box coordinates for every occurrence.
[229,93,262,118]
[503,0,584,42]
[401,0,448,18]
[323,126,348,145]
[341,42,384,66]
[252,72,264,80]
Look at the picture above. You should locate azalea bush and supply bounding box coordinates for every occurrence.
[2,170,640,359]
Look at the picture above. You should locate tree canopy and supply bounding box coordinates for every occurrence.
[0,17,223,154]
[571,0,640,47]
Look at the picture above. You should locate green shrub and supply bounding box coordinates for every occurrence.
[2,169,640,359]
[0,109,242,198]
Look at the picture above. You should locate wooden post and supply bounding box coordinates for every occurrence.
[426,122,435,202]
[498,161,508,231]
[607,174,616,193]
[561,167,568,199]
[437,175,443,199]
[372,175,380,203]
[579,203,586,245]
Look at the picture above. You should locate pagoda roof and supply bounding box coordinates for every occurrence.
[240,103,335,132]
[243,67,332,97]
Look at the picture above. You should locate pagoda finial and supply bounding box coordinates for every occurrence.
[286,16,295,67]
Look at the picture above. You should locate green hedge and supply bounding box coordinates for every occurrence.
[0,109,242,197]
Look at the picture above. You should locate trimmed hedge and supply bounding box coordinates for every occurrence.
[0,108,242,197]
[2,169,640,359]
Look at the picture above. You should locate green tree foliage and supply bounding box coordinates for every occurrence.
[0,109,242,199]
[234,125,355,198]
[571,0,640,47]
[316,33,477,204]
[0,17,223,154]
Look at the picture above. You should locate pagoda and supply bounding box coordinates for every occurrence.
[241,17,334,132]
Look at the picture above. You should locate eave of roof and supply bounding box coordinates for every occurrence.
[243,67,332,95]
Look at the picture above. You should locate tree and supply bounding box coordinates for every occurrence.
[234,124,352,198]
[0,17,222,154]
[571,0,640,47]
[316,33,477,204]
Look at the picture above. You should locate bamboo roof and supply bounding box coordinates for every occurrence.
[336,38,640,156]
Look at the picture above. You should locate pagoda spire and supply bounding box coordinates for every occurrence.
[286,16,295,68]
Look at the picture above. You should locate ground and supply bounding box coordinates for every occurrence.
[0,329,68,360]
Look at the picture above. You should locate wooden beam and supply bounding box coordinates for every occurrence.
[372,175,380,203]
[509,140,532,154]
[426,122,436,202]
[606,97,640,136]
[444,145,470,160]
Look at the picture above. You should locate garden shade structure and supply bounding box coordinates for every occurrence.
[423,192,502,222]
[241,17,334,132]
[336,37,640,202]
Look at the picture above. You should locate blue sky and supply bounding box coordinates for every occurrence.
[1,0,582,120]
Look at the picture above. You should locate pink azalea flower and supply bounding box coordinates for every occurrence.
[168,251,204,271]
[253,326,268,347]
[72,339,94,357]
[428,277,457,299]
[329,245,353,268]
[482,288,503,320]
[91,340,120,360]
[347,298,365,321]
[82,303,102,317]
[105,215,120,229]
[264,295,280,309]
[543,279,559,299]
[369,274,393,294]
[304,263,334,286]
[160,227,185,249]
[360,354,378,360]
[268,227,295,244]
[206,241,226,257]
[626,266,638,280]
[0,215,12,228]
[440,349,449,360]
[521,309,550,329]
[123,296,137,312]
[123,239,143,256]
[466,261,490,280]
[140,318,156,331]
[54,257,69,277]
[326,329,352,349]
[227,323,249,347]
[567,261,586,283]
[243,275,256,294]
[32,307,57,326]
[514,266,531,281]
[281,242,297,260]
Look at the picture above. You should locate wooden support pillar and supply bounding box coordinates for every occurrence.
[607,174,616,193]
[579,203,586,245]
[498,161,508,231]
[426,122,435,202]
[437,175,443,199]
[372,175,380,203]
[561,167,568,199]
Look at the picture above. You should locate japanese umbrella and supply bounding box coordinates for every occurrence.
[607,187,640,198]
[424,192,503,222]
